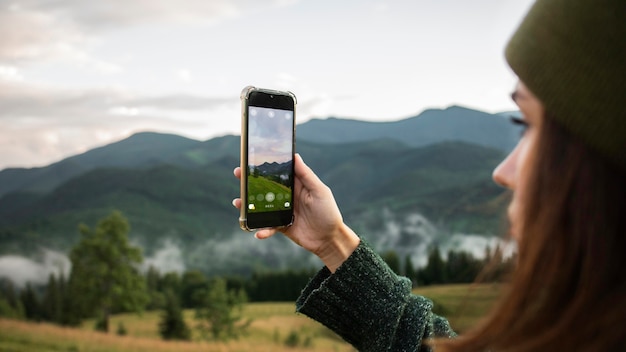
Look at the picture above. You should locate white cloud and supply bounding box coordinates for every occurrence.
[0,65,23,81]
[26,0,245,28]
[360,208,515,268]
[177,68,193,83]
[9,0,245,29]
[0,8,85,63]
[0,0,294,68]
[142,240,186,274]
[0,79,236,121]
[0,0,530,170]
[130,94,235,111]
[0,78,242,169]
[0,249,71,288]
[442,233,516,260]
[108,106,141,116]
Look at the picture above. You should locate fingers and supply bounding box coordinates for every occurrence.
[230,197,277,239]
[294,153,326,191]
[255,228,277,240]
[232,167,242,208]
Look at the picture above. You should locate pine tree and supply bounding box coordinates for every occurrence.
[181,270,208,308]
[146,266,165,310]
[404,255,417,287]
[194,277,250,341]
[20,283,42,321]
[446,250,482,283]
[418,245,447,285]
[42,274,63,323]
[160,272,183,299]
[0,279,24,319]
[159,290,191,340]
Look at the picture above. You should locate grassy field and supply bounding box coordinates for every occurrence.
[414,283,502,333]
[0,284,501,351]
[247,175,291,211]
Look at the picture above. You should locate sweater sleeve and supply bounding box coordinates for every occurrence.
[296,241,456,351]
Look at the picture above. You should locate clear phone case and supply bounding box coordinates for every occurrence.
[239,86,296,231]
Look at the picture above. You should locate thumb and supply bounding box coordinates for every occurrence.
[294,153,326,190]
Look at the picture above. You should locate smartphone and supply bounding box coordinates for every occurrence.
[239,86,296,231]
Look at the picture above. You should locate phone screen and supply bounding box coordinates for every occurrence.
[240,87,295,231]
[246,106,294,214]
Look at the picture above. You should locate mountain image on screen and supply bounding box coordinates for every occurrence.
[247,160,292,213]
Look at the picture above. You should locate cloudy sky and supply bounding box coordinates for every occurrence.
[0,0,534,170]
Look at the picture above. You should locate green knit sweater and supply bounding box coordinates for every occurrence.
[297,241,456,351]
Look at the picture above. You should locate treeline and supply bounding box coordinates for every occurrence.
[383,244,514,287]
[0,266,317,318]
[145,267,317,309]
[0,211,319,341]
[0,246,511,321]
[0,210,513,341]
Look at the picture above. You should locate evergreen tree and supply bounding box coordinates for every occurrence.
[160,272,183,299]
[181,270,208,308]
[245,269,314,302]
[484,245,492,264]
[42,273,63,323]
[481,244,514,282]
[146,266,165,310]
[194,277,251,341]
[446,250,482,283]
[0,297,24,319]
[159,290,191,340]
[116,321,128,336]
[0,279,19,309]
[0,279,24,319]
[68,210,149,332]
[20,283,42,321]
[418,245,447,285]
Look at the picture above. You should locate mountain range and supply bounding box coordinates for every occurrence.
[298,105,519,151]
[0,105,520,277]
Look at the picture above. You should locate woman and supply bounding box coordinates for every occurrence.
[233,0,625,350]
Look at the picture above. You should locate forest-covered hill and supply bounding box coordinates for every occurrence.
[0,105,519,277]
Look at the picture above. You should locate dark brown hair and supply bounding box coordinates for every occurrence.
[434,113,626,351]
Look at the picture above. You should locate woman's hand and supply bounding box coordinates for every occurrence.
[232,154,360,272]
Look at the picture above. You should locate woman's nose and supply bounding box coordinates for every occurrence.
[492,146,518,190]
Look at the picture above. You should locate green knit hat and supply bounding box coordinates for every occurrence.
[505,0,625,170]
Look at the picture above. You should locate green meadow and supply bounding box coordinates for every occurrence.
[247,175,291,211]
[0,284,501,351]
